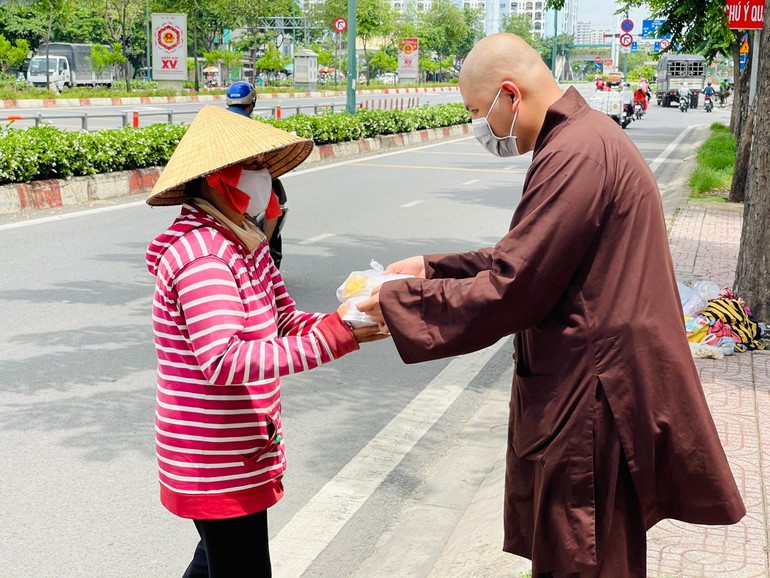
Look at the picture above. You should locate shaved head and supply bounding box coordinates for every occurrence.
[460,33,552,95]
[460,33,563,154]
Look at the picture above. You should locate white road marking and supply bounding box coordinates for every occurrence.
[298,233,336,245]
[270,338,508,578]
[0,200,147,231]
[649,125,696,175]
[462,179,479,185]
[400,200,425,208]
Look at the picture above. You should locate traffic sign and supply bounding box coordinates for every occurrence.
[659,39,670,49]
[725,0,764,29]
[333,17,347,33]
[620,19,634,33]
[594,62,602,70]
[654,42,661,53]
[642,19,671,39]
[631,42,638,53]
[595,56,602,63]
[619,33,633,47]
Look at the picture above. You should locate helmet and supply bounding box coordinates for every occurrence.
[226,81,256,105]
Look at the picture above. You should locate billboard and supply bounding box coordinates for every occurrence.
[152,13,187,81]
[398,38,419,81]
[725,0,764,29]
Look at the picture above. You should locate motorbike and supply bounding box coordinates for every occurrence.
[704,94,714,113]
[634,101,645,120]
[620,103,634,129]
[251,177,288,268]
[679,95,689,112]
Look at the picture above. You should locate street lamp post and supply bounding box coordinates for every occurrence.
[193,0,200,92]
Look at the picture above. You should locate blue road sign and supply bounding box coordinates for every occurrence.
[621,19,634,33]
[631,42,638,53]
[740,54,748,70]
[642,19,671,39]
[654,41,661,53]
[595,62,602,70]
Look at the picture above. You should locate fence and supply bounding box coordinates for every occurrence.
[1,97,423,131]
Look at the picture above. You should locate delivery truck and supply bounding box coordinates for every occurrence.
[27,43,114,91]
[656,54,707,108]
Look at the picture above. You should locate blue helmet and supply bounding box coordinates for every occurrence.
[226,81,256,105]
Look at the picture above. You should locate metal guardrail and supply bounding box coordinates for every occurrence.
[1,97,422,130]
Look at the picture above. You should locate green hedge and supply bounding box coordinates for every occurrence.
[264,104,470,145]
[0,103,470,185]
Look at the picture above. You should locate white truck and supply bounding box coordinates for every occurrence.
[27,43,114,91]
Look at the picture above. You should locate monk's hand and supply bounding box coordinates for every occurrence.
[383,256,425,278]
[358,290,389,335]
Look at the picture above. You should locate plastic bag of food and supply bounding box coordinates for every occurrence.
[336,260,412,302]
[336,260,413,327]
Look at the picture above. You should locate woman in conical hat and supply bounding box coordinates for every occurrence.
[145,106,386,576]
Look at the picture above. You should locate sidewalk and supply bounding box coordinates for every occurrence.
[415,201,770,577]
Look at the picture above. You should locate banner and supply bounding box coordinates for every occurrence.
[398,38,419,81]
[152,13,187,81]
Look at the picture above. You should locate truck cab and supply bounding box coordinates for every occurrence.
[27,55,70,91]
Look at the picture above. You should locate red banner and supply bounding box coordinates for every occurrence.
[725,0,765,29]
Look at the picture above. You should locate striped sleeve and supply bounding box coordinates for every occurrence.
[174,255,358,385]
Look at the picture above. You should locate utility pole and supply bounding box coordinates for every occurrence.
[346,0,357,114]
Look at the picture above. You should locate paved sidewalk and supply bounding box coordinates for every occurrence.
[423,200,770,578]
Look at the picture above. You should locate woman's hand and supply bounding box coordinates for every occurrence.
[336,302,390,343]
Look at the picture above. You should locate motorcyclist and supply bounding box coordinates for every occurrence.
[620,82,634,117]
[633,83,648,112]
[678,83,691,109]
[703,81,716,109]
[226,82,284,260]
[226,81,257,118]
[595,75,605,91]
[639,77,651,102]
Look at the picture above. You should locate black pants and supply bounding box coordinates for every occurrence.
[182,510,272,578]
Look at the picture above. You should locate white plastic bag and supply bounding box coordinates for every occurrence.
[336,260,413,327]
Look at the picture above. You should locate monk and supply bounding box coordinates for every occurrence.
[358,33,745,577]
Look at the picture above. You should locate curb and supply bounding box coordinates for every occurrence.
[0,123,471,216]
[0,86,460,110]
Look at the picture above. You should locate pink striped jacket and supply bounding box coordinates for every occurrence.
[146,203,358,519]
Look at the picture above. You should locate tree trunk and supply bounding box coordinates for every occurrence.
[730,37,754,203]
[729,103,753,203]
[734,11,770,321]
[730,32,743,133]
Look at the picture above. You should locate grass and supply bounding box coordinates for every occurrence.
[688,122,735,198]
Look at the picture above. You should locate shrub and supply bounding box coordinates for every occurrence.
[0,103,470,185]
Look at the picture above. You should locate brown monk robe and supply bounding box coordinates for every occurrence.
[358,33,745,577]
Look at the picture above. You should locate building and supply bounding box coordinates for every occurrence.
[575,21,614,45]
[483,0,577,37]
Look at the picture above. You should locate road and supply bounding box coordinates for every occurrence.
[0,96,721,577]
[0,91,462,132]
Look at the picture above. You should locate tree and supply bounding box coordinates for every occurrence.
[733,7,770,320]
[34,0,72,88]
[418,0,468,79]
[368,48,397,76]
[88,42,125,85]
[0,34,30,76]
[257,44,289,74]
[501,13,535,44]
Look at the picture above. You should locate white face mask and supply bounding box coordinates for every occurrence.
[237,168,272,216]
[471,88,520,158]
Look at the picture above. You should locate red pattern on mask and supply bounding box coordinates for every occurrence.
[205,166,248,214]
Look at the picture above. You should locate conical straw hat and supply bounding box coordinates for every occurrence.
[147,105,314,206]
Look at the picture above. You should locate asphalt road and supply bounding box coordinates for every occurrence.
[0,91,462,132]
[0,94,719,577]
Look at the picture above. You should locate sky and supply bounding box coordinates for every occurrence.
[578,0,650,28]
